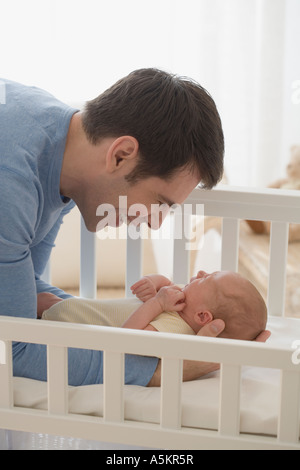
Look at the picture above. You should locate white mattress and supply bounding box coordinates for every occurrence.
[13,317,300,438]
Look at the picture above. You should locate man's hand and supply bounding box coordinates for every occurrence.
[37,292,63,319]
[147,321,272,386]
[147,319,225,387]
[255,330,271,342]
[196,319,226,338]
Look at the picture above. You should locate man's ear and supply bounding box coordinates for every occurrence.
[106,136,139,173]
[194,311,214,326]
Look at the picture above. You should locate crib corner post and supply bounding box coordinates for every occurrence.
[278,369,300,444]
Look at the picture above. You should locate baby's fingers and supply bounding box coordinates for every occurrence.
[135,288,153,299]
[130,280,144,290]
[130,279,147,292]
[173,289,185,302]
[168,290,185,309]
[172,302,186,312]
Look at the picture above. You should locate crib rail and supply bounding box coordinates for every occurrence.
[188,185,300,222]
[0,315,300,449]
[2,186,300,450]
[79,186,300,316]
[187,186,300,315]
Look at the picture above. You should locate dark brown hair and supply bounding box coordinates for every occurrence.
[82,68,224,189]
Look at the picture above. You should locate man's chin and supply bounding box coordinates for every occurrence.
[82,216,99,233]
[84,222,97,233]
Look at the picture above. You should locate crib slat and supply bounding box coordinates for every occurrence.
[103,351,124,422]
[221,218,240,272]
[126,235,142,297]
[0,341,13,409]
[173,211,190,284]
[161,357,183,430]
[278,370,300,443]
[47,345,68,415]
[0,340,7,366]
[219,364,241,436]
[173,238,190,284]
[267,221,289,316]
[80,217,97,299]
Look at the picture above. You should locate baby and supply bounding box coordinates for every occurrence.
[39,270,267,341]
[127,270,267,340]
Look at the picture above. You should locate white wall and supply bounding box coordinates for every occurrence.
[1,0,298,188]
[281,0,300,175]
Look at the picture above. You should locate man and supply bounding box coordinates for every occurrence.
[0,68,267,387]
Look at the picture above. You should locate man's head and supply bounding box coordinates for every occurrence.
[82,68,224,189]
[181,271,267,340]
[62,69,224,232]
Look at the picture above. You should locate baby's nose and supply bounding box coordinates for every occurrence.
[197,270,208,278]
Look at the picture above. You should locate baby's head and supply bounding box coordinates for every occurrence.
[181,270,267,341]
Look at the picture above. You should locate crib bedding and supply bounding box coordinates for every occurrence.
[12,316,300,438]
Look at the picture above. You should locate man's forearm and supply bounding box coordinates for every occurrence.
[147,359,220,387]
[182,360,220,382]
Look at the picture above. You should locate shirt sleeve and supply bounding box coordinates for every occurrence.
[150,311,195,335]
[31,202,75,299]
[0,167,159,387]
[0,168,39,319]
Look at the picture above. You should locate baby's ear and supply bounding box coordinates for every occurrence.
[194,311,214,326]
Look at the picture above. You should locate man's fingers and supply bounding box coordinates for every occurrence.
[197,319,225,337]
[255,330,271,343]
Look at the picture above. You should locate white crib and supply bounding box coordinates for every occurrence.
[0,186,300,450]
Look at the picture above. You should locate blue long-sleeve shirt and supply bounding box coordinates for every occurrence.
[0,79,76,313]
[0,79,158,386]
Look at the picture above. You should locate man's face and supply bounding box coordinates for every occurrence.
[116,169,199,229]
[85,167,199,233]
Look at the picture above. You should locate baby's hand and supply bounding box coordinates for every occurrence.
[130,277,157,302]
[37,292,63,318]
[155,286,186,312]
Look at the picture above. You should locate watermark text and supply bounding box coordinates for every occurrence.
[96,197,204,250]
[291,340,300,365]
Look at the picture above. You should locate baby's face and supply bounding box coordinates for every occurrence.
[180,270,266,339]
[182,270,240,319]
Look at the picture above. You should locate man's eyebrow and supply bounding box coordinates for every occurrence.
[157,194,176,207]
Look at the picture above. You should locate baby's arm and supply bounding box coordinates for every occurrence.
[130,274,173,302]
[122,286,185,331]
